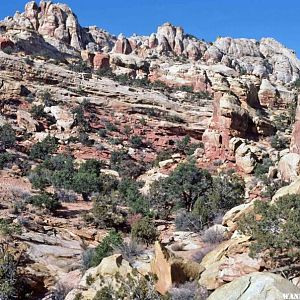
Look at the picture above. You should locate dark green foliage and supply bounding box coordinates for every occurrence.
[30,104,46,119]
[0,251,18,300]
[175,136,203,155]
[40,90,56,107]
[93,273,161,300]
[91,193,127,229]
[110,151,145,179]
[130,135,144,148]
[95,67,114,78]
[79,159,104,176]
[131,217,158,245]
[178,85,194,93]
[149,160,213,217]
[273,99,297,132]
[239,195,300,266]
[118,178,149,216]
[0,152,14,169]
[69,60,91,73]
[165,114,185,124]
[72,102,90,131]
[254,158,273,178]
[270,134,289,150]
[88,230,122,268]
[77,132,94,146]
[153,149,173,167]
[29,165,52,190]
[71,172,100,201]
[0,124,16,149]
[29,136,58,160]
[208,173,245,212]
[105,121,118,132]
[27,193,60,212]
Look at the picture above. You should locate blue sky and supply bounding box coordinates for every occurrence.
[1,0,300,56]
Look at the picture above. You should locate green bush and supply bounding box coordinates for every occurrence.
[130,135,144,148]
[131,217,157,246]
[27,193,60,212]
[0,152,14,169]
[175,136,203,155]
[91,193,127,229]
[254,158,273,178]
[239,195,300,267]
[149,159,213,217]
[88,230,122,268]
[30,104,46,119]
[29,136,58,160]
[0,124,16,149]
[270,134,289,150]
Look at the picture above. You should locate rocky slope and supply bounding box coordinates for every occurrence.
[0,1,300,300]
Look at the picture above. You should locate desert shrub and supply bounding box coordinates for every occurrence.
[254,157,273,178]
[0,152,14,169]
[191,244,216,263]
[98,128,107,138]
[239,195,300,268]
[207,173,245,212]
[131,217,157,246]
[110,150,145,179]
[0,220,23,300]
[71,172,100,201]
[113,239,143,263]
[27,193,60,212]
[105,121,118,132]
[0,124,16,149]
[28,165,52,190]
[77,132,94,146]
[40,90,56,106]
[165,114,185,124]
[69,60,91,73]
[53,282,72,300]
[175,210,207,232]
[130,135,144,148]
[91,193,127,229]
[29,136,58,160]
[270,134,289,150]
[170,281,209,300]
[72,102,90,131]
[175,136,203,155]
[30,104,46,119]
[153,149,173,166]
[95,67,114,78]
[88,230,122,268]
[93,272,161,300]
[118,178,149,216]
[149,159,213,217]
[202,227,225,244]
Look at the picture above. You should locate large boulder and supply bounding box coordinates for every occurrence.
[272,177,300,200]
[235,143,257,173]
[207,272,300,300]
[151,242,204,295]
[50,106,74,131]
[278,153,300,182]
[65,254,133,300]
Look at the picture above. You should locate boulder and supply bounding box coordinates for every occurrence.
[93,52,110,70]
[66,254,133,300]
[272,177,300,200]
[278,153,300,182]
[17,110,38,132]
[151,242,204,295]
[50,106,74,131]
[235,143,257,173]
[258,79,278,107]
[207,272,300,300]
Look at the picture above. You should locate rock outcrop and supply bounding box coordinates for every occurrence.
[151,241,204,294]
[207,272,300,300]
